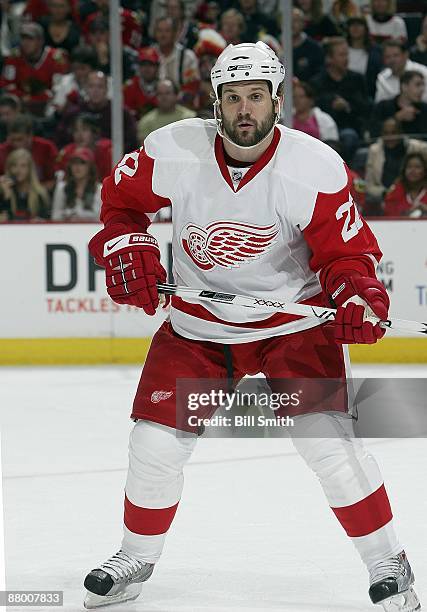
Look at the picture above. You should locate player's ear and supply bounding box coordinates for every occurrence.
[275,95,283,110]
[273,94,284,121]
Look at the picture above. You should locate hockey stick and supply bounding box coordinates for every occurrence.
[157,283,427,336]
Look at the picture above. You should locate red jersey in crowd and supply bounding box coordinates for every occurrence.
[0,47,69,113]
[24,0,80,23]
[384,181,427,216]
[0,136,58,185]
[83,8,142,50]
[347,167,366,214]
[123,78,158,119]
[56,139,112,180]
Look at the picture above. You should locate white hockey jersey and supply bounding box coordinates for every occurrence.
[101,119,381,343]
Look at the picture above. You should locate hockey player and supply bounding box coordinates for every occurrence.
[84,42,421,611]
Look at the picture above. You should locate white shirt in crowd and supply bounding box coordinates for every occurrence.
[156,43,200,89]
[348,47,369,76]
[366,13,407,42]
[47,74,114,116]
[375,59,427,103]
[312,107,340,141]
[51,181,102,221]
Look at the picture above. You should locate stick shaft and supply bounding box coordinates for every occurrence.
[157,283,427,336]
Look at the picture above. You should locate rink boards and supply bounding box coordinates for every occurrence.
[0,221,425,364]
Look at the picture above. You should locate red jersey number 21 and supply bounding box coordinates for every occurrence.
[335,196,363,243]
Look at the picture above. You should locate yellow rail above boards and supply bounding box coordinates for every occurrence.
[0,337,425,365]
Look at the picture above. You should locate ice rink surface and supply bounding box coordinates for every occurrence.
[1,364,426,612]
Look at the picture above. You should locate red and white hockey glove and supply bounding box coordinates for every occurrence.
[327,273,389,344]
[89,225,167,316]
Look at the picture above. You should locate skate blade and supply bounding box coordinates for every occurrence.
[380,586,421,612]
[83,583,142,609]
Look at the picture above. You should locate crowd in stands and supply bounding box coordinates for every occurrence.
[0,0,426,221]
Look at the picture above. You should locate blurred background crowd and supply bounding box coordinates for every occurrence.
[0,0,426,222]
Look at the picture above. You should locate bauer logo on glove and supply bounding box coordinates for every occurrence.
[103,233,159,257]
[89,226,167,316]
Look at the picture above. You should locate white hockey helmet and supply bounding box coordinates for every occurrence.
[210,41,285,101]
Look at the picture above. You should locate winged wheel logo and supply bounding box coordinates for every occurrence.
[181,221,279,271]
[151,391,174,403]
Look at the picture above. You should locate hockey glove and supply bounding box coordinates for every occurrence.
[89,225,167,316]
[327,274,389,344]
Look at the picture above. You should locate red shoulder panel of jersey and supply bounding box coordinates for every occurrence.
[303,165,382,285]
[100,146,171,227]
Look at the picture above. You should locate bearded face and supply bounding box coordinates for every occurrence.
[219,81,277,148]
[221,105,276,147]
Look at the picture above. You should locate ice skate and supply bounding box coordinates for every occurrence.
[369,550,421,611]
[83,550,154,609]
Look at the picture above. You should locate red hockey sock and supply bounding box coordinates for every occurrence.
[124,495,179,536]
[331,483,392,537]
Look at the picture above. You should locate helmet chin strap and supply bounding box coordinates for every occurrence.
[214,98,282,152]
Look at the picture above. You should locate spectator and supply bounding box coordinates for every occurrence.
[23,0,79,22]
[137,79,196,143]
[193,29,226,119]
[310,37,370,162]
[384,151,427,216]
[123,47,160,120]
[0,114,58,189]
[410,14,427,66]
[292,7,325,83]
[371,70,427,138]
[0,94,22,143]
[236,0,280,43]
[219,9,245,46]
[40,0,81,54]
[51,146,101,221]
[153,17,200,109]
[87,17,137,82]
[47,45,97,116]
[330,0,360,30]
[258,33,283,58]
[375,39,427,103]
[292,81,339,141]
[365,116,427,206]
[0,0,20,56]
[148,0,203,37]
[195,1,221,30]
[324,138,367,212]
[0,22,69,116]
[366,0,407,44]
[346,16,383,98]
[255,0,279,16]
[55,71,137,152]
[165,0,199,49]
[82,0,143,51]
[56,113,112,180]
[0,148,50,222]
[295,0,340,41]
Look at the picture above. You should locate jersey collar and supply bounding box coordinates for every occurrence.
[214,126,281,192]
